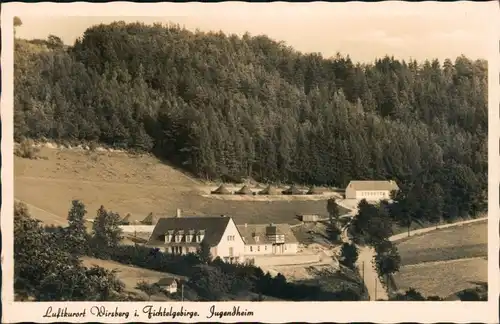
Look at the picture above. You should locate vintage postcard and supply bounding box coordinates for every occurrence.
[1,1,499,323]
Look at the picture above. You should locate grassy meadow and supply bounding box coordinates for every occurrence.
[15,146,344,226]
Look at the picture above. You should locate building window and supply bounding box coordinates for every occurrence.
[175,235,182,243]
[284,245,287,250]
[250,246,253,252]
[257,246,260,252]
[265,245,267,251]
[227,235,235,241]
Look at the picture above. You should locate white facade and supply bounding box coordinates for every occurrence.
[166,282,177,294]
[119,225,156,233]
[213,218,246,263]
[345,180,399,201]
[354,190,390,201]
[244,242,298,255]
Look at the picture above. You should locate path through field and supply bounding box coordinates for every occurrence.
[343,197,487,301]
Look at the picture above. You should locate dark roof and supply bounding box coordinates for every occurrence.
[237,223,299,244]
[258,185,280,195]
[157,277,177,286]
[141,212,158,225]
[282,185,303,195]
[347,180,399,191]
[211,184,232,195]
[306,186,324,195]
[120,214,131,224]
[146,216,231,247]
[235,185,253,195]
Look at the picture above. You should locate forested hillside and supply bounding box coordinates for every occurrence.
[14,21,488,220]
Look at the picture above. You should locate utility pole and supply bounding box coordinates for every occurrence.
[374,278,377,301]
[181,284,184,301]
[362,261,365,285]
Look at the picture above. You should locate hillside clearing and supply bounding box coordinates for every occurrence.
[15,147,346,226]
[396,221,487,266]
[393,257,487,298]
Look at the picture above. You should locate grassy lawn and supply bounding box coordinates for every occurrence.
[81,257,186,301]
[396,221,487,266]
[393,257,487,299]
[15,147,347,226]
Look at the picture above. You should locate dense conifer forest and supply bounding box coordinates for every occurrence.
[14,21,488,221]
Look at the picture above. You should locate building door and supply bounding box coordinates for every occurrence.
[229,247,234,256]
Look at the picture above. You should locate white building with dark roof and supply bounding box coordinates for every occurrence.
[146,211,245,263]
[237,223,299,255]
[345,180,399,201]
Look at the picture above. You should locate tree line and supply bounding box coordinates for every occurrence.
[14,22,487,221]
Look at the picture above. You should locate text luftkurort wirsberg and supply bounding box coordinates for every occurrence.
[43,304,254,320]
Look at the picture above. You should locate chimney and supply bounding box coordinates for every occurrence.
[176,209,181,218]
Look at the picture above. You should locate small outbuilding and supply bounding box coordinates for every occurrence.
[157,277,178,294]
[299,214,320,222]
[235,185,253,195]
[211,184,232,195]
[306,186,324,195]
[141,212,158,225]
[258,185,280,195]
[120,213,131,225]
[282,185,303,195]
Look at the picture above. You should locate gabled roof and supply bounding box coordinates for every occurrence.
[120,214,131,225]
[347,180,399,191]
[306,186,324,195]
[141,212,158,225]
[282,185,303,195]
[211,184,232,195]
[258,185,280,195]
[237,223,299,245]
[146,216,231,247]
[235,185,253,195]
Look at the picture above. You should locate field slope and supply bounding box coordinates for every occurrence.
[15,146,339,225]
[393,221,487,298]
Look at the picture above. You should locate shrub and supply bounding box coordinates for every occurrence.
[339,242,359,269]
[15,138,40,159]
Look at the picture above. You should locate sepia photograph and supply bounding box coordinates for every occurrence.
[2,1,499,323]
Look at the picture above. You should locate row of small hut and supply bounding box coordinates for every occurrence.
[210,184,325,196]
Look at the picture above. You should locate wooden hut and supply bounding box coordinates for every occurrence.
[258,184,280,195]
[235,185,253,195]
[282,185,303,195]
[141,212,158,225]
[306,186,324,195]
[211,184,232,195]
[120,213,131,225]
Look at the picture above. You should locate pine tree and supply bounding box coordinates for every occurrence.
[66,200,89,256]
[91,205,123,249]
